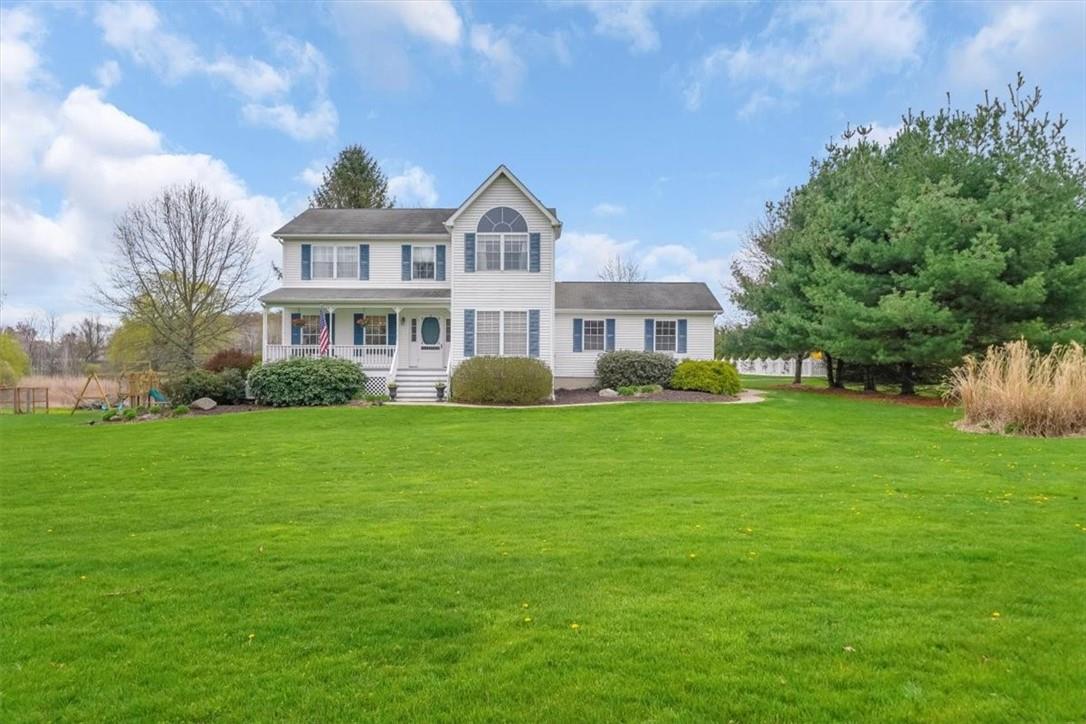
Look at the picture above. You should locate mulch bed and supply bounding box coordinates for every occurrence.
[552,389,738,405]
[770,384,949,408]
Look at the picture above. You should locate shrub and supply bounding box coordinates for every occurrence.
[596,351,676,389]
[173,404,190,416]
[946,340,1086,437]
[451,357,552,405]
[216,368,247,404]
[102,410,117,422]
[617,386,637,396]
[247,357,365,407]
[639,384,662,394]
[670,360,741,395]
[165,370,222,405]
[123,408,137,421]
[205,349,258,373]
[0,360,16,387]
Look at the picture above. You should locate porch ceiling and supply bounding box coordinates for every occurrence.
[259,287,450,305]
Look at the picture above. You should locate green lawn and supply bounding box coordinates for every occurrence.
[2,387,1083,721]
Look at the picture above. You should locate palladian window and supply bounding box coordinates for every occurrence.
[477,207,530,271]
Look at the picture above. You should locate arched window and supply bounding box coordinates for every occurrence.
[476,207,529,271]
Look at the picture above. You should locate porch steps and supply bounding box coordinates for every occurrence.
[392,368,448,402]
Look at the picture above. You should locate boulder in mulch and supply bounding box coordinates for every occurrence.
[598,388,618,398]
[190,397,217,411]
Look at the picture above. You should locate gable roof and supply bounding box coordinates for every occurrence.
[555,282,723,312]
[273,208,456,237]
[444,165,562,230]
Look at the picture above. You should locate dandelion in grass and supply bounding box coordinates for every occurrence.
[523,617,532,623]
[570,623,580,630]
[991,612,1001,619]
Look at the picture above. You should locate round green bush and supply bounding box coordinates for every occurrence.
[216,368,247,404]
[595,351,676,389]
[173,404,190,416]
[164,370,222,405]
[247,357,366,407]
[122,408,138,421]
[451,357,552,404]
[670,360,741,395]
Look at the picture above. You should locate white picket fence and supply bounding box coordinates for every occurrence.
[731,357,827,377]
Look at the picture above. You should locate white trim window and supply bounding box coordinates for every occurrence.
[476,311,501,355]
[475,233,529,271]
[299,314,320,345]
[362,316,387,346]
[412,245,436,280]
[655,320,677,352]
[312,244,358,280]
[476,234,502,271]
[503,234,529,271]
[583,319,605,352]
[503,311,528,355]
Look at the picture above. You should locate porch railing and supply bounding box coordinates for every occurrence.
[265,344,396,369]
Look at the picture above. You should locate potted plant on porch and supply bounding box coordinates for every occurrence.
[434,381,446,401]
[387,380,398,401]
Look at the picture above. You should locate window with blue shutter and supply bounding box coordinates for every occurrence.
[353,314,364,345]
[291,313,301,345]
[572,318,583,353]
[644,319,654,351]
[301,244,311,280]
[529,310,540,358]
[464,233,475,273]
[358,244,369,280]
[401,245,411,281]
[464,309,475,357]
[605,319,616,351]
[387,313,397,346]
[436,245,446,281]
[529,233,541,272]
[677,319,687,354]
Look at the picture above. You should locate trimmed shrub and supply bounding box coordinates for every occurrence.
[217,368,247,404]
[205,349,258,373]
[596,351,676,389]
[102,410,117,422]
[173,404,190,416]
[123,408,138,421]
[638,384,663,394]
[617,386,637,396]
[670,360,741,395]
[451,357,552,405]
[247,357,366,407]
[165,370,222,405]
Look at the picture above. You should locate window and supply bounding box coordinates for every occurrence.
[412,245,435,280]
[655,320,677,352]
[362,316,387,346]
[476,311,501,355]
[299,314,320,345]
[503,311,528,355]
[503,234,529,271]
[446,318,451,343]
[477,234,502,271]
[410,318,418,342]
[583,320,605,351]
[478,207,528,234]
[311,245,357,280]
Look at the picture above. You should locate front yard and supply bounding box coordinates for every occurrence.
[1,386,1083,720]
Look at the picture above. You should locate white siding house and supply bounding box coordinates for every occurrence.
[259,166,722,399]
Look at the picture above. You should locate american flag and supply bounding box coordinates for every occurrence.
[318,311,330,356]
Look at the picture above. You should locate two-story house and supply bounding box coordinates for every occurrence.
[259,166,722,399]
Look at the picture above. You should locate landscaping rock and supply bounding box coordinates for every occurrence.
[190,397,217,411]
[598,388,618,398]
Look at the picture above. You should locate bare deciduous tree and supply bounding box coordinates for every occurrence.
[597,254,646,282]
[98,183,260,369]
[73,316,110,365]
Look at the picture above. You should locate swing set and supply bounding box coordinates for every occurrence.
[70,364,168,414]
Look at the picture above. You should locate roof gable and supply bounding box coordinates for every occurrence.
[444,165,561,229]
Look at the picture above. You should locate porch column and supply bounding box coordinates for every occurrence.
[261,304,268,362]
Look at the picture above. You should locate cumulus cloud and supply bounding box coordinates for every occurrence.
[470,24,526,103]
[683,1,925,112]
[592,202,626,217]
[95,59,121,89]
[387,164,439,207]
[577,0,660,53]
[94,1,336,139]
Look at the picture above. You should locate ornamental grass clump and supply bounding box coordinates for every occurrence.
[946,340,1086,437]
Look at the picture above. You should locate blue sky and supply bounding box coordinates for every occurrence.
[2,0,1084,325]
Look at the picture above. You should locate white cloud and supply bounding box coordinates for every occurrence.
[0,6,56,182]
[95,59,121,89]
[579,0,660,53]
[683,1,924,112]
[947,2,1085,89]
[556,232,640,280]
[470,24,526,103]
[377,0,463,46]
[94,1,335,139]
[297,160,326,188]
[592,202,626,217]
[387,164,439,207]
[841,120,901,148]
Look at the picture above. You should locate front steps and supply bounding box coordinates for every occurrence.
[392,368,448,402]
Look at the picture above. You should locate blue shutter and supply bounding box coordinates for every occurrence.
[573,318,583,353]
[354,314,364,345]
[359,244,369,280]
[605,319,616,351]
[464,309,475,357]
[529,233,541,272]
[291,313,301,345]
[436,245,446,281]
[330,312,336,345]
[401,245,411,281]
[464,233,475,273]
[644,319,654,352]
[387,313,397,346]
[301,244,311,280]
[678,319,687,354]
[529,310,540,358]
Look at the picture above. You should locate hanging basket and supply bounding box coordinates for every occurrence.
[291,318,306,328]
[355,315,367,327]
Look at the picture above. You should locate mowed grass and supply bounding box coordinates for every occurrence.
[2,389,1084,721]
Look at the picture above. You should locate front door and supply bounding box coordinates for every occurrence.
[410,315,444,369]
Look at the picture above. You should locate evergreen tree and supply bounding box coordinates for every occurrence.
[310,145,393,209]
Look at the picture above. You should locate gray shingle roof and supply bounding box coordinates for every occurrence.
[274,208,457,236]
[555,282,722,312]
[259,287,450,304]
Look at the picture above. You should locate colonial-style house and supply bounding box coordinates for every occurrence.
[259,166,722,400]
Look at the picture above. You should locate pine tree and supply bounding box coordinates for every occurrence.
[310,145,393,209]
